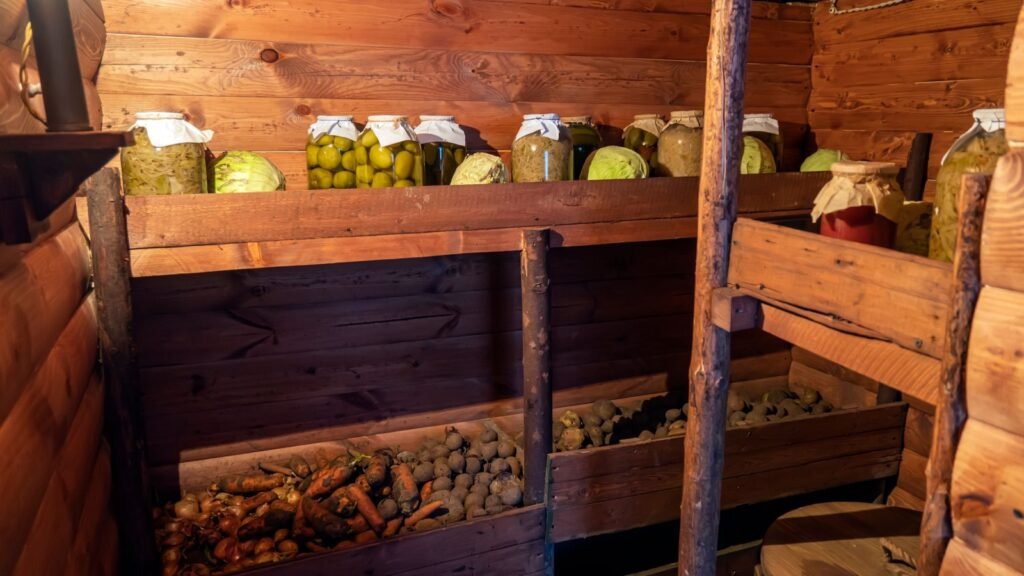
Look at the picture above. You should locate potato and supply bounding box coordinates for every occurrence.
[414,519,441,532]
[489,472,518,496]
[655,425,668,438]
[560,410,582,429]
[727,390,748,413]
[465,492,486,509]
[417,450,432,464]
[377,499,399,521]
[445,430,465,451]
[665,408,682,423]
[638,430,655,441]
[485,494,502,509]
[475,472,494,488]
[497,441,516,459]
[559,427,585,451]
[800,388,821,405]
[429,489,451,504]
[467,505,487,518]
[481,442,499,461]
[583,413,603,428]
[480,429,498,443]
[469,484,490,499]
[454,473,473,489]
[762,389,792,404]
[451,486,469,504]
[500,485,523,507]
[448,452,466,474]
[728,411,747,426]
[811,401,833,415]
[592,399,617,422]
[586,425,604,447]
[413,462,434,483]
[465,457,483,475]
[396,451,418,464]
[489,458,511,475]
[506,457,522,477]
[430,444,451,460]
[601,419,615,434]
[432,476,453,492]
[552,421,566,442]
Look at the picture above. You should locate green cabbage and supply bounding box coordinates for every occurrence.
[800,149,849,172]
[451,153,508,185]
[740,136,776,174]
[586,146,648,180]
[209,151,286,193]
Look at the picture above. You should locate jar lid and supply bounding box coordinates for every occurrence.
[135,111,185,120]
[633,114,662,120]
[830,161,899,176]
[420,115,455,122]
[671,110,703,119]
[524,113,560,121]
[316,115,354,121]
[563,116,592,124]
[973,108,1005,122]
[368,115,407,122]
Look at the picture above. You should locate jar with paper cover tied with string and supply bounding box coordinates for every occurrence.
[415,115,467,186]
[812,161,905,248]
[511,114,571,183]
[353,115,424,188]
[121,112,213,195]
[622,114,665,173]
[656,110,703,177]
[742,113,782,170]
[306,115,359,189]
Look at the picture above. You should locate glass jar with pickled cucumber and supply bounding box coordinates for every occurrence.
[656,111,703,177]
[929,109,1008,262]
[623,114,665,173]
[564,116,602,180]
[353,116,424,189]
[415,115,467,186]
[511,114,572,183]
[120,112,212,195]
[306,115,359,189]
[742,113,783,168]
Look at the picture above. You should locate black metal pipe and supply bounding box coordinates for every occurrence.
[25,0,92,131]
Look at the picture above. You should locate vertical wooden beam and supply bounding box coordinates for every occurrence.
[679,0,752,574]
[521,228,552,507]
[85,168,157,575]
[919,174,989,574]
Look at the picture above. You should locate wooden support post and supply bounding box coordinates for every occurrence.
[521,228,552,506]
[680,0,752,573]
[85,168,158,575]
[919,173,989,574]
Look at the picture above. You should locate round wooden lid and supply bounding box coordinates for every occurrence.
[760,502,921,576]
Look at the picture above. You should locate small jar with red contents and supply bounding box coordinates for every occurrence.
[812,161,906,248]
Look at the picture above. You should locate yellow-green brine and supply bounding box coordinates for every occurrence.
[121,112,212,195]
[306,115,359,189]
[354,115,424,188]
[415,115,467,186]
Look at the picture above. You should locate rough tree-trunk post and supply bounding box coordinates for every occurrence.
[679,0,752,574]
[919,174,989,574]
[521,228,552,506]
[85,168,158,575]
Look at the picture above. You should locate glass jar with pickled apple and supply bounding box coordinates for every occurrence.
[354,115,423,189]
[415,115,467,185]
[306,115,358,189]
[622,114,665,173]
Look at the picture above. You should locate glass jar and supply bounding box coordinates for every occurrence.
[354,115,424,188]
[656,111,703,177]
[120,112,211,195]
[812,161,906,248]
[742,113,783,168]
[511,114,571,183]
[929,109,1008,262]
[623,114,665,173]
[564,116,602,180]
[415,115,467,186]
[306,115,359,189]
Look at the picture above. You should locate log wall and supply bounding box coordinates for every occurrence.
[809,0,1023,197]
[95,0,814,181]
[0,2,116,574]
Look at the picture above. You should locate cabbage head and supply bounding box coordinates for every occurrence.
[451,153,508,185]
[740,136,776,175]
[800,149,849,172]
[586,146,648,180]
[210,151,286,193]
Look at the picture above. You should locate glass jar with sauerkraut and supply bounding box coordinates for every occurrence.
[656,111,703,177]
[622,114,665,173]
[511,114,571,183]
[929,109,1008,262]
[415,115,467,186]
[354,116,424,188]
[306,115,359,189]
[120,112,212,196]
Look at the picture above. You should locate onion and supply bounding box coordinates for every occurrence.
[174,497,200,520]
[161,547,181,564]
[218,515,240,535]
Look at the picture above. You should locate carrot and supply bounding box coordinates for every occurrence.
[354,530,378,544]
[258,462,294,477]
[214,474,285,495]
[290,494,309,538]
[420,481,432,503]
[365,453,390,488]
[301,496,350,539]
[352,474,372,494]
[405,500,444,527]
[237,509,292,541]
[239,491,277,515]
[313,448,330,471]
[305,541,330,553]
[305,463,356,499]
[391,464,420,515]
[382,517,402,538]
[345,513,369,534]
[326,486,357,517]
[346,485,385,533]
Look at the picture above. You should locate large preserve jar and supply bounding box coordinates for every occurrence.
[564,116,602,180]
[415,115,467,186]
[656,110,703,177]
[742,113,783,168]
[120,112,212,196]
[511,114,571,182]
[623,114,665,173]
[929,108,1008,262]
[354,115,424,188]
[812,161,905,248]
[306,115,359,189]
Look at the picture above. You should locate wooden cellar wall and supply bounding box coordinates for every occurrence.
[0,2,118,575]
[809,0,1023,198]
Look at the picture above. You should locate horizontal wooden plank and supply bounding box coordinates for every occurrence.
[941,537,1024,576]
[896,448,927,502]
[811,129,957,181]
[87,174,826,250]
[813,24,1015,89]
[729,218,951,358]
[246,505,545,576]
[790,347,883,396]
[550,447,901,541]
[950,418,1024,572]
[396,540,546,576]
[759,305,941,407]
[788,361,876,410]
[980,151,1024,291]
[1010,18,1024,143]
[99,34,810,108]
[965,286,1024,436]
[493,0,813,20]
[888,486,925,512]
[103,0,812,64]
[67,443,112,576]
[809,78,1006,132]
[548,403,907,483]
[730,349,791,382]
[813,0,1023,46]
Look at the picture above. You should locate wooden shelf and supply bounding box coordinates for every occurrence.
[77,172,830,277]
[715,218,951,408]
[0,131,132,245]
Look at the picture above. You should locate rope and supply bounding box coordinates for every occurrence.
[19,22,47,126]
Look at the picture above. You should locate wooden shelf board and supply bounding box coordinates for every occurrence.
[0,131,133,152]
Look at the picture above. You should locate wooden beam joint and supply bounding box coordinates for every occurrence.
[711,288,762,332]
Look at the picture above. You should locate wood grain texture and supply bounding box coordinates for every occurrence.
[1009,2,1024,142]
[889,486,926,511]
[520,229,551,505]
[3,0,106,80]
[791,347,884,394]
[729,218,951,358]
[788,361,876,410]
[760,305,942,408]
[905,406,934,457]
[981,152,1024,291]
[812,129,956,181]
[964,286,1024,437]
[66,443,113,576]
[814,0,1023,46]
[898,448,928,502]
[949,419,1024,572]
[941,537,1024,576]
